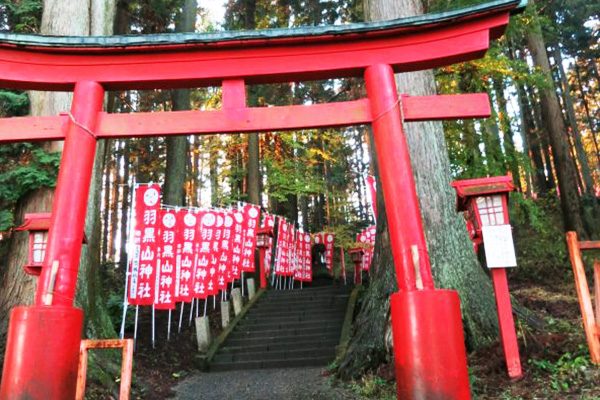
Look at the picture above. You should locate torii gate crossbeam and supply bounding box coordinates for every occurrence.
[0,1,525,399]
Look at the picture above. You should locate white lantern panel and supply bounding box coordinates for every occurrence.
[475,195,505,226]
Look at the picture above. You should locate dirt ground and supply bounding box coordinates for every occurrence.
[87,278,600,400]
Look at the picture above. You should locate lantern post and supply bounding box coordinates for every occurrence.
[256,227,273,289]
[348,247,364,285]
[451,174,523,379]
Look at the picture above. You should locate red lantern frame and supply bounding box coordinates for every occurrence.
[451,174,522,379]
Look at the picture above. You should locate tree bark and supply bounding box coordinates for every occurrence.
[338,0,499,379]
[0,0,118,373]
[526,7,586,235]
[493,77,521,190]
[574,61,600,168]
[552,46,595,196]
[165,0,196,206]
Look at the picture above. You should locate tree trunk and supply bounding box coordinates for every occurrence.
[338,0,499,379]
[0,0,118,373]
[525,6,586,235]
[574,61,600,168]
[552,46,595,196]
[493,78,521,189]
[165,0,196,206]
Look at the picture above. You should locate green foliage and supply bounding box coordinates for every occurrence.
[510,193,569,281]
[348,373,395,399]
[0,0,42,33]
[529,346,592,393]
[0,91,29,117]
[0,144,60,231]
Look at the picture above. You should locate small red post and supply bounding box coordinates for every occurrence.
[354,262,362,285]
[258,247,267,289]
[491,268,522,377]
[1,81,104,400]
[365,64,470,399]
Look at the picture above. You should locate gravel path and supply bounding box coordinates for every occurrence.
[172,367,362,400]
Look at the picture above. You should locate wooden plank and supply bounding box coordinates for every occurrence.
[0,93,491,142]
[579,240,600,250]
[566,231,600,363]
[0,115,66,142]
[490,268,522,378]
[595,261,600,331]
[0,14,509,91]
[97,99,372,137]
[76,339,133,400]
[401,93,491,121]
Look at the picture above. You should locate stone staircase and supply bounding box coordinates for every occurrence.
[210,284,351,371]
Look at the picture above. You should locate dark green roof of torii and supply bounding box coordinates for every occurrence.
[0,0,526,49]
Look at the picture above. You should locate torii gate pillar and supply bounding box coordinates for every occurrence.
[0,81,104,400]
[365,64,470,399]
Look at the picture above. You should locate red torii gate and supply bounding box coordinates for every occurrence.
[0,1,524,399]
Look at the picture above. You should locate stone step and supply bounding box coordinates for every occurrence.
[213,346,336,363]
[236,317,344,332]
[220,337,339,355]
[224,331,340,347]
[233,321,343,336]
[210,355,334,372]
[241,309,345,324]
[252,297,349,310]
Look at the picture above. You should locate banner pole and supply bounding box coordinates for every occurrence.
[188,298,195,326]
[203,299,208,317]
[151,304,156,349]
[178,302,184,333]
[119,180,137,339]
[167,310,172,341]
[213,294,216,309]
[133,305,139,350]
[241,272,245,297]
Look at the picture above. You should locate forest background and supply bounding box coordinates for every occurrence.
[0,0,598,398]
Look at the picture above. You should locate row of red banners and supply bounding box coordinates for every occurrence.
[127,184,335,308]
[357,225,376,271]
[128,184,261,308]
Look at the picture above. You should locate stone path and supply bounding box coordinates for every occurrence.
[172,367,362,400]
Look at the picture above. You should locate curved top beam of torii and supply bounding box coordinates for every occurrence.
[0,0,525,91]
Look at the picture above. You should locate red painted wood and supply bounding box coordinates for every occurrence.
[579,241,600,250]
[490,268,523,378]
[0,307,84,400]
[401,93,490,120]
[365,64,433,291]
[391,290,471,399]
[222,79,246,109]
[35,81,105,307]
[0,15,508,91]
[258,247,267,289]
[0,94,491,142]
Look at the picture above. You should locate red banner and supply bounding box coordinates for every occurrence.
[199,210,219,296]
[314,232,335,272]
[275,218,290,276]
[294,230,312,282]
[174,210,195,303]
[358,225,376,271]
[128,183,161,306]
[231,210,244,279]
[261,213,275,274]
[241,204,260,273]
[155,209,177,310]
[192,210,209,299]
[222,211,235,287]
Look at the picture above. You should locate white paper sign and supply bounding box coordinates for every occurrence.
[481,224,517,268]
